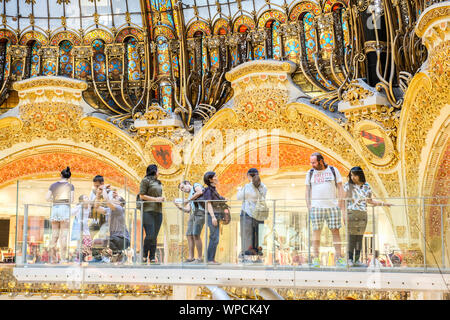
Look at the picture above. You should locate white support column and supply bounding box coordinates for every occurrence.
[410,291,444,300]
[172,285,199,300]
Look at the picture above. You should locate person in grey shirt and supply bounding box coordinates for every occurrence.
[95,188,130,253]
[237,168,267,262]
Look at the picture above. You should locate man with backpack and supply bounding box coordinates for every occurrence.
[305,152,346,267]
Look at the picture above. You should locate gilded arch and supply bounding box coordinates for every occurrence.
[83,29,114,46]
[115,27,144,43]
[233,15,256,33]
[19,31,48,46]
[154,25,176,40]
[323,0,348,13]
[0,77,148,191]
[213,18,231,35]
[186,20,212,38]
[50,31,81,46]
[0,29,18,44]
[257,10,287,29]
[289,1,321,20]
[0,150,140,193]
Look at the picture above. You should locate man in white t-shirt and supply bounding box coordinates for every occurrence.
[305,152,346,267]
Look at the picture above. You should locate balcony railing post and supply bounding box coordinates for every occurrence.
[423,198,427,271]
[272,200,276,267]
[372,204,375,267]
[307,204,311,266]
[181,193,185,264]
[133,208,137,264]
[204,200,208,264]
[140,201,144,262]
[345,202,349,271]
[441,205,445,269]
[14,180,19,264]
[78,208,82,265]
[22,204,29,265]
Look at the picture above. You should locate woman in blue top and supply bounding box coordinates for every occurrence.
[344,167,391,266]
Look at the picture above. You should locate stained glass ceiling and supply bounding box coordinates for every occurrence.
[1,0,143,32]
[182,0,291,25]
[1,1,327,34]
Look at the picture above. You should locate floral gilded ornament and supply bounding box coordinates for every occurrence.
[83,29,114,45]
[289,2,321,20]
[50,31,81,46]
[427,142,449,239]
[115,27,144,43]
[257,10,287,29]
[0,29,18,44]
[186,20,212,38]
[154,25,176,40]
[213,18,231,35]
[19,31,48,46]
[323,0,348,13]
[233,16,256,33]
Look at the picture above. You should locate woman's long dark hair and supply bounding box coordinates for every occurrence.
[145,164,161,184]
[347,166,366,197]
[203,171,216,187]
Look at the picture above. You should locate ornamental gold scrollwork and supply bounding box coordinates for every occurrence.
[416,5,450,37]
[401,41,450,240]
[225,61,294,82]
[341,83,374,107]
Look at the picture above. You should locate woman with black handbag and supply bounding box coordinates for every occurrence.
[139,164,165,264]
[201,171,229,265]
[237,168,268,263]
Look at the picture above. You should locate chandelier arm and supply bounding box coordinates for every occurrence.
[119,46,137,111]
[130,42,151,116]
[205,71,218,104]
[91,55,124,115]
[104,53,131,113]
[329,51,344,87]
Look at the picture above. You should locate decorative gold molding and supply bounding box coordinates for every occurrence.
[399,38,450,242]
[12,76,88,92]
[416,3,450,38]
[225,61,295,82]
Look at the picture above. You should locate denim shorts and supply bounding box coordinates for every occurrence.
[186,213,205,236]
[50,204,71,222]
